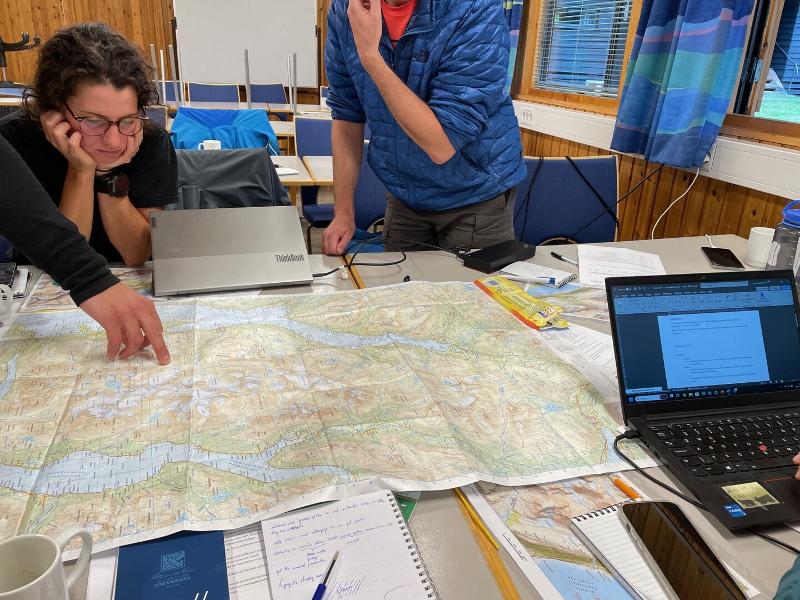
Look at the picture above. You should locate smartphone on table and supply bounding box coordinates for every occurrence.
[619,501,746,600]
[701,246,745,270]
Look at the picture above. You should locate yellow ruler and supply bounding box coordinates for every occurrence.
[475,276,569,330]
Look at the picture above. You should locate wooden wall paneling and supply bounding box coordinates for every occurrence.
[2,0,176,85]
[697,178,728,234]
[615,155,635,239]
[678,176,711,238]
[662,168,693,238]
[632,164,664,239]
[541,133,554,156]
[618,157,647,241]
[717,181,749,235]
[737,189,770,237]
[648,167,678,238]
[1,0,61,85]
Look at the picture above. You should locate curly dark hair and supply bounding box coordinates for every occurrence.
[25,22,156,118]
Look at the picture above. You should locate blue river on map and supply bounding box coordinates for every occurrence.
[10,304,449,352]
[0,437,352,495]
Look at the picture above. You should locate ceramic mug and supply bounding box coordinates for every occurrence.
[197,139,222,150]
[0,528,92,600]
[744,226,775,269]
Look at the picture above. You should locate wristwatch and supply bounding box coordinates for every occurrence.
[94,172,130,198]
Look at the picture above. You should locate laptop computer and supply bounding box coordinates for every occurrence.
[606,270,800,530]
[150,206,313,296]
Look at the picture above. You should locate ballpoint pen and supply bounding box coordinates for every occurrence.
[550,251,578,267]
[311,550,340,600]
[502,275,556,285]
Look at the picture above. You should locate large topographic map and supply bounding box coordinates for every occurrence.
[1,280,632,553]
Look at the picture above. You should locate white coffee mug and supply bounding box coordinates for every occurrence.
[744,226,775,269]
[197,139,222,150]
[0,528,92,600]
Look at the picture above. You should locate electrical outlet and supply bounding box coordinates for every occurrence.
[701,143,717,173]
[518,108,533,127]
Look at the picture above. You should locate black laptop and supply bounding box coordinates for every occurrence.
[606,269,800,530]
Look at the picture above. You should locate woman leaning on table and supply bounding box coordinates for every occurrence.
[0,22,177,267]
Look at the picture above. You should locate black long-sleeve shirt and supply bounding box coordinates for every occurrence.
[0,133,119,305]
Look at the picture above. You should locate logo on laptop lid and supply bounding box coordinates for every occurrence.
[275,253,305,263]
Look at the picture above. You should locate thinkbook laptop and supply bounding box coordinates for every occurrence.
[606,270,800,530]
[150,206,313,296]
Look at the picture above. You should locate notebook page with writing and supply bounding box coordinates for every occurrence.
[261,490,437,600]
[570,505,671,600]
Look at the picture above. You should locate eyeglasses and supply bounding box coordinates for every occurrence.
[63,101,148,136]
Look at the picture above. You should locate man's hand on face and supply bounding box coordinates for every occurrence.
[348,0,383,64]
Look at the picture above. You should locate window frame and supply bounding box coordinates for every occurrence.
[515,0,643,116]
[722,0,800,148]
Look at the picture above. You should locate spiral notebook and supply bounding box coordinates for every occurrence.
[261,490,438,600]
[570,503,669,600]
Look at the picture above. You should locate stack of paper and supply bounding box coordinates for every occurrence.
[577,246,666,287]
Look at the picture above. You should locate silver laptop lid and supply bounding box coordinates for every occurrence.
[151,206,313,296]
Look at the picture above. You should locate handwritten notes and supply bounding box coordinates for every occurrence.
[261,490,435,600]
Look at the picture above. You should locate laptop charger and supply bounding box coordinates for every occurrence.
[462,240,536,274]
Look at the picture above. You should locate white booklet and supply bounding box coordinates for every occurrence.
[500,261,577,287]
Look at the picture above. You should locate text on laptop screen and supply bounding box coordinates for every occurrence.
[609,277,800,405]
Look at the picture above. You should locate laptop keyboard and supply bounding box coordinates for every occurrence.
[648,412,800,478]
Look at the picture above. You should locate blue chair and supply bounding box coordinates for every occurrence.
[344,143,387,254]
[157,80,181,104]
[249,84,290,122]
[187,82,240,103]
[295,117,333,249]
[513,156,618,246]
[249,84,288,103]
[170,107,279,155]
[144,105,168,130]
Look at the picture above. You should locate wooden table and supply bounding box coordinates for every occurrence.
[273,155,315,186]
[273,155,316,206]
[267,103,331,116]
[270,120,295,154]
[301,155,334,185]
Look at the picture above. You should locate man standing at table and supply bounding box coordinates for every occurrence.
[322,0,526,254]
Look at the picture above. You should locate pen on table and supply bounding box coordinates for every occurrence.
[550,251,578,267]
[502,275,556,285]
[613,477,642,501]
[311,550,340,600]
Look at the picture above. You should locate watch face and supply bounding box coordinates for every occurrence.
[113,173,130,197]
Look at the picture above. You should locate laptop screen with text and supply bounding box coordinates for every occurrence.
[608,276,800,406]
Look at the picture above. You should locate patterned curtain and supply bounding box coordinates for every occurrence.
[504,0,525,94]
[611,0,754,168]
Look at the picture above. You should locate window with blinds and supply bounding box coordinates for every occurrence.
[534,0,634,98]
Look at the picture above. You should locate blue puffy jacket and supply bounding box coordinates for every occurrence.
[325,0,526,212]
